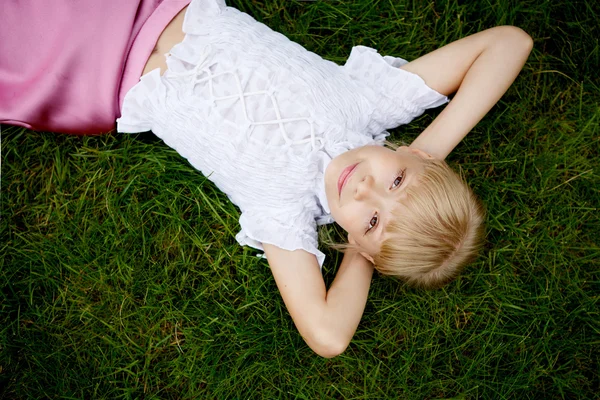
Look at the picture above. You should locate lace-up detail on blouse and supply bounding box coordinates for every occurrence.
[185,57,322,152]
[117,0,448,266]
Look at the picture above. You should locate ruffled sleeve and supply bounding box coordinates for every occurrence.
[236,206,325,267]
[343,45,448,132]
[117,69,166,133]
[183,0,225,33]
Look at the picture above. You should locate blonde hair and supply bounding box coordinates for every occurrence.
[373,158,485,289]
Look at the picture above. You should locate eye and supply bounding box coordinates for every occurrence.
[366,213,378,233]
[391,169,406,189]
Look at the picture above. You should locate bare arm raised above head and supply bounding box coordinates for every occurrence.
[265,27,532,358]
[403,26,533,159]
[264,244,373,358]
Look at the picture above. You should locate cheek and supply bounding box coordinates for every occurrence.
[332,207,363,236]
[331,210,350,232]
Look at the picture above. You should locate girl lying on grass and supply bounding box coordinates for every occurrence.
[0,0,532,357]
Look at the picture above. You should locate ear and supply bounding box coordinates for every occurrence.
[359,251,375,264]
[348,235,375,264]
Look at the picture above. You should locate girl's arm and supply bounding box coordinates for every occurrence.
[263,244,373,358]
[404,26,533,159]
[264,27,532,358]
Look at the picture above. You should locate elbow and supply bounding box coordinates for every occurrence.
[305,329,350,359]
[313,341,348,359]
[498,26,534,54]
[512,27,533,54]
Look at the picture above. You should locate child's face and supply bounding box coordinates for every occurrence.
[324,145,430,258]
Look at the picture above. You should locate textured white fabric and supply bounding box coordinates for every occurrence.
[117,0,448,266]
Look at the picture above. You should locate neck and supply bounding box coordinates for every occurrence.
[141,6,188,77]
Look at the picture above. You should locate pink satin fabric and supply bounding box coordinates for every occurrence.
[0,0,190,134]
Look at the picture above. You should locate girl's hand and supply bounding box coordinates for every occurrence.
[403,26,533,159]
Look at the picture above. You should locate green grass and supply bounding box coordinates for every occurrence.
[1,0,599,398]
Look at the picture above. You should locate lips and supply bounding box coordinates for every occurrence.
[338,163,358,196]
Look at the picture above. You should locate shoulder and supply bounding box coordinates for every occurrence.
[236,204,327,266]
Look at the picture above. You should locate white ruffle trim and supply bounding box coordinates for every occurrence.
[237,209,325,267]
[117,69,166,133]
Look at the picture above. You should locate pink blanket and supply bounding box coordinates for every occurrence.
[0,0,189,134]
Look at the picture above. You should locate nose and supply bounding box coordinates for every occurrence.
[354,174,374,200]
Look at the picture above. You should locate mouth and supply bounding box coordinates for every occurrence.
[338,163,358,196]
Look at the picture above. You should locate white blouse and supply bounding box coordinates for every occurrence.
[117,0,447,266]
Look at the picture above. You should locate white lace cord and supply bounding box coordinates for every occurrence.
[186,51,321,151]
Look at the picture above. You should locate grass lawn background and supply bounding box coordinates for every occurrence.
[1,0,598,398]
